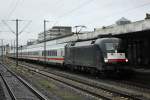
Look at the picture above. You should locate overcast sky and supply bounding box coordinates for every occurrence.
[0,0,150,45]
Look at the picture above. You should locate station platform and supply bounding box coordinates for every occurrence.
[131,68,150,85]
[133,68,150,74]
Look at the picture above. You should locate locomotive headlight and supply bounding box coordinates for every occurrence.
[104,59,108,63]
[125,59,128,62]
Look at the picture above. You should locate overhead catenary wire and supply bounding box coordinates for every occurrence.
[57,0,95,18]
[0,0,22,35]
[3,0,14,19]
[55,0,150,27]
[86,1,150,25]
[54,0,95,25]
[1,20,15,34]
[19,20,32,34]
[6,0,21,19]
[1,19,32,34]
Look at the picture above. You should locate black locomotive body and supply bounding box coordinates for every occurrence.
[64,37,128,72]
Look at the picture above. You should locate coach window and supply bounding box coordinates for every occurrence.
[49,51,51,56]
[55,50,57,56]
[47,51,49,56]
[47,51,48,56]
[42,51,44,56]
[52,51,54,56]
[53,51,54,56]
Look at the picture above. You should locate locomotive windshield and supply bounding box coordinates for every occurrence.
[105,43,119,52]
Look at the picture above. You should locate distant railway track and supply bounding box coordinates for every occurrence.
[6,60,150,100]
[0,62,48,100]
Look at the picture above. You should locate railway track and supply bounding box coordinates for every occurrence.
[21,61,150,94]
[25,61,150,93]
[0,62,48,100]
[19,61,150,95]
[6,60,150,100]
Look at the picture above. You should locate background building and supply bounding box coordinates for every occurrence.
[38,26,72,42]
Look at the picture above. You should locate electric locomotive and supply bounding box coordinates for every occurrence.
[64,37,128,73]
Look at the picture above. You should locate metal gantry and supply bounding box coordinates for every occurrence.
[74,25,86,40]
[2,19,29,67]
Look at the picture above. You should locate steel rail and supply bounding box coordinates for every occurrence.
[0,73,17,100]
[21,62,145,100]
[11,61,143,100]
[1,63,48,100]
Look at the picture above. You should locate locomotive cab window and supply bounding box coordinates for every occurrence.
[105,43,119,52]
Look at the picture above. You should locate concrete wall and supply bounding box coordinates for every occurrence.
[95,19,150,35]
